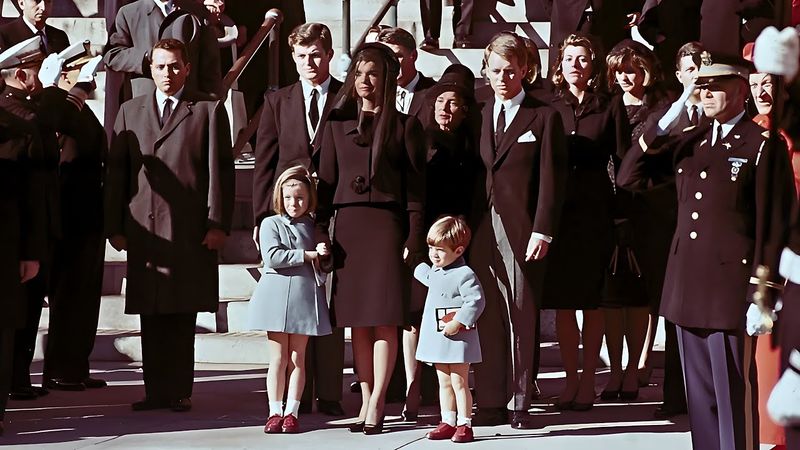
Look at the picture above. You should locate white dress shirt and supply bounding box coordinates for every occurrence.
[300,76,331,142]
[155,86,184,118]
[712,110,746,146]
[153,0,172,17]
[492,88,526,133]
[396,72,420,115]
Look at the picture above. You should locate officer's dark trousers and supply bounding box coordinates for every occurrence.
[140,313,196,402]
[11,265,49,389]
[43,233,104,381]
[302,327,345,403]
[0,329,14,420]
[677,325,758,450]
[663,320,687,410]
[419,0,474,40]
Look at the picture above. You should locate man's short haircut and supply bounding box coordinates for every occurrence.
[288,22,333,53]
[272,165,317,215]
[675,41,704,70]
[377,27,416,52]
[483,32,528,75]
[151,38,189,65]
[427,216,472,250]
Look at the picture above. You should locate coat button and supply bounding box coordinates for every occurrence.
[700,171,707,179]
[690,231,698,239]
[742,259,748,264]
[695,192,703,200]
[148,212,155,220]
[677,168,683,174]
[691,212,699,220]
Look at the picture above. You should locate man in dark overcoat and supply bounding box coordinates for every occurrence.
[0,0,69,54]
[103,0,221,136]
[471,32,567,429]
[0,65,46,434]
[106,38,234,412]
[0,36,60,401]
[251,22,345,417]
[619,52,795,450]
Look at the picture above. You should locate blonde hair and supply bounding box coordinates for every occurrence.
[272,166,317,215]
[427,216,471,250]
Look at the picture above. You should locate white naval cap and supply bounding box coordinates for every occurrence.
[58,40,93,70]
[0,36,45,70]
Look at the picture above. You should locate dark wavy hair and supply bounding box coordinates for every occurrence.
[605,39,662,92]
[551,33,604,93]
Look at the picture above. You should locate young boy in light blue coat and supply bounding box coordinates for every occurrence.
[414,216,485,443]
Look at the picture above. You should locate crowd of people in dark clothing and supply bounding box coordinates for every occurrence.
[2,1,800,449]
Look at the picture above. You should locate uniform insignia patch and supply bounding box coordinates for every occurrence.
[728,157,748,181]
[762,130,770,138]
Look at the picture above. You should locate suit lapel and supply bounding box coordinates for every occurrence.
[140,93,162,153]
[156,98,193,146]
[311,78,342,152]
[494,98,536,167]
[479,99,495,170]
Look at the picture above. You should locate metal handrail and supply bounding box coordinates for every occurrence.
[350,0,399,53]
[222,8,283,95]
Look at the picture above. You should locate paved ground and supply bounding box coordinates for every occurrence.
[0,361,700,449]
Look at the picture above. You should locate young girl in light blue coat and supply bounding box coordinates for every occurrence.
[414,216,485,443]
[248,166,331,434]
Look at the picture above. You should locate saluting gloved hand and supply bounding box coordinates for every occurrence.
[754,26,800,82]
[657,81,696,134]
[767,348,800,426]
[77,55,103,84]
[38,53,64,88]
[745,302,777,336]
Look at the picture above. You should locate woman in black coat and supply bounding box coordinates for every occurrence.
[542,33,630,410]
[600,39,671,401]
[316,43,426,434]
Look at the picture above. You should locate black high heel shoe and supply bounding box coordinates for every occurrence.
[363,418,384,435]
[619,389,639,401]
[600,389,621,401]
[348,421,365,433]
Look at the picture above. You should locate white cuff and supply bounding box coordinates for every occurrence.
[780,247,800,284]
[532,232,553,243]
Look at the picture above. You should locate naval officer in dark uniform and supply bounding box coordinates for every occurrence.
[618,52,795,450]
[0,38,47,435]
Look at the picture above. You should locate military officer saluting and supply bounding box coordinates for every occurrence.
[618,52,795,450]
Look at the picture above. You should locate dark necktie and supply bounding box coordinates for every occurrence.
[309,89,320,133]
[396,90,406,112]
[37,29,48,54]
[494,104,506,151]
[160,98,173,128]
[690,105,699,126]
[713,124,724,149]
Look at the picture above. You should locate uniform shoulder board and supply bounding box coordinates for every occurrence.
[682,125,697,132]
[762,130,770,138]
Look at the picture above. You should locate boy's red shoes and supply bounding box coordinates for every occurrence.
[451,425,474,443]
[426,422,457,440]
[282,414,300,433]
[264,414,283,434]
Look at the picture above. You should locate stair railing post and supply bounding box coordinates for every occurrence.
[267,21,280,92]
[343,0,351,57]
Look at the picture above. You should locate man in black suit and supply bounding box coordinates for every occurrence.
[0,38,47,435]
[471,32,567,429]
[378,28,436,122]
[0,0,69,54]
[106,39,234,413]
[252,22,345,417]
[619,52,794,450]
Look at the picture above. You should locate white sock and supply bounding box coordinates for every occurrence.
[457,416,472,428]
[767,348,800,426]
[268,401,283,417]
[441,410,457,426]
[285,399,301,417]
